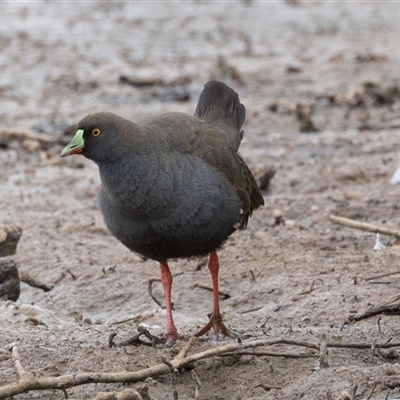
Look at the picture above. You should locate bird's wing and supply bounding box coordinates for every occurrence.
[189,125,264,229]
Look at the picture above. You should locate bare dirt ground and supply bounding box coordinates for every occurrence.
[2,2,400,399]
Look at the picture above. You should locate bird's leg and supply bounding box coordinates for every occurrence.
[194,251,237,339]
[159,262,181,343]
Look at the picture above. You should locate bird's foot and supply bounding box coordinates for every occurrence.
[163,330,186,347]
[194,313,238,340]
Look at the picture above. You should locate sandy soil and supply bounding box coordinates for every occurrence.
[2,2,400,399]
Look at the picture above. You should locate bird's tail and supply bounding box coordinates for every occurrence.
[194,81,245,151]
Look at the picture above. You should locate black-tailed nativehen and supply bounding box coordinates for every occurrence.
[61,81,264,343]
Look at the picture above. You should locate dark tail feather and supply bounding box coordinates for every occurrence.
[194,81,246,150]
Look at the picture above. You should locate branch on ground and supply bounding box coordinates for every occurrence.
[2,336,400,399]
[328,214,400,238]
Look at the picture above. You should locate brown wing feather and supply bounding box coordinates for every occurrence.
[235,154,265,228]
[190,125,264,229]
[192,81,264,228]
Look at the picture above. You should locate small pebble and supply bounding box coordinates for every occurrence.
[285,219,296,228]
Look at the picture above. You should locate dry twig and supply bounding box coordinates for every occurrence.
[108,332,117,348]
[2,337,400,399]
[259,317,271,329]
[255,383,282,391]
[377,316,382,334]
[350,294,400,322]
[325,341,400,349]
[117,327,162,347]
[351,384,357,400]
[148,272,183,308]
[241,306,263,314]
[161,356,178,400]
[297,280,316,296]
[366,382,378,400]
[319,336,330,368]
[191,370,202,400]
[108,311,154,326]
[148,277,164,308]
[221,350,318,358]
[5,343,30,379]
[329,214,400,238]
[364,270,400,281]
[370,339,377,363]
[193,282,231,299]
[0,128,65,145]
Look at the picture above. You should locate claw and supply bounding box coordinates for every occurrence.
[194,312,238,339]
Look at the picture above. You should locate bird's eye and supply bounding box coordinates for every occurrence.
[92,128,101,137]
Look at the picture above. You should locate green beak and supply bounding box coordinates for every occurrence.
[60,129,85,157]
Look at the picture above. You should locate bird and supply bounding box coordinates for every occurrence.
[61,81,264,343]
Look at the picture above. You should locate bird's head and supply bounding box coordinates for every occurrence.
[61,112,131,162]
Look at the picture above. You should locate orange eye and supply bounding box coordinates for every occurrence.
[92,128,101,137]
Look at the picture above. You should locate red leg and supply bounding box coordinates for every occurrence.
[194,251,237,339]
[159,262,181,343]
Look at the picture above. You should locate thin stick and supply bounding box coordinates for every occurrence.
[364,270,400,281]
[148,272,184,309]
[326,341,400,349]
[221,350,318,358]
[241,307,263,314]
[350,294,400,322]
[351,385,357,400]
[328,214,400,238]
[255,383,282,391]
[191,370,202,400]
[369,339,377,363]
[161,356,178,400]
[366,382,378,400]
[1,127,66,144]
[117,327,161,347]
[108,311,154,326]
[249,270,256,282]
[319,338,330,368]
[108,333,117,348]
[66,269,77,281]
[148,277,164,308]
[259,316,271,329]
[297,280,316,296]
[192,282,231,299]
[377,317,382,334]
[175,336,197,361]
[5,343,27,379]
